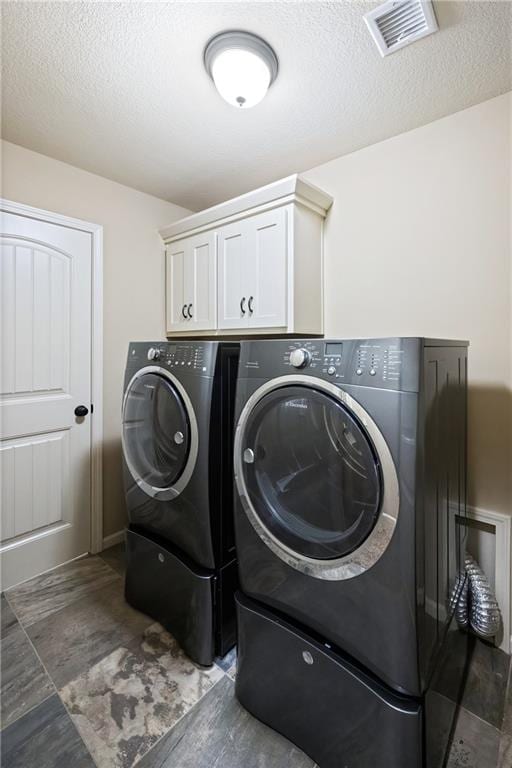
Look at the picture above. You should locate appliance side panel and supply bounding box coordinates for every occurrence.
[419,342,468,685]
[209,343,240,566]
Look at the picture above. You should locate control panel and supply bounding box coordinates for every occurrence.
[129,342,210,374]
[355,344,404,384]
[163,343,206,372]
[242,338,421,392]
[280,341,346,378]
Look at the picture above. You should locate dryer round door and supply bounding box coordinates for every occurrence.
[122,366,198,500]
[234,375,399,581]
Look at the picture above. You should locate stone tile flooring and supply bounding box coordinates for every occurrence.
[0,543,510,768]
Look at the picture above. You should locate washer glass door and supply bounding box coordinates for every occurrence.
[123,372,190,493]
[241,385,382,560]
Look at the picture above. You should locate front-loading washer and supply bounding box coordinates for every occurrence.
[121,340,239,665]
[233,337,470,767]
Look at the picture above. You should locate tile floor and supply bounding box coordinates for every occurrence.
[1,543,511,768]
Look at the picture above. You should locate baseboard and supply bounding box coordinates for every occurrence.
[102,530,125,550]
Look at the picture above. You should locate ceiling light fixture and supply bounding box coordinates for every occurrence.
[204,31,278,109]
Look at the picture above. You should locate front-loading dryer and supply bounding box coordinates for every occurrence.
[122,340,239,665]
[233,337,470,768]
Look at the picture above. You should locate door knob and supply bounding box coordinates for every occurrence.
[182,304,187,319]
[240,297,246,315]
[74,405,89,418]
[187,303,193,319]
[248,296,254,314]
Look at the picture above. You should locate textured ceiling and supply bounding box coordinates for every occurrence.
[2,1,511,210]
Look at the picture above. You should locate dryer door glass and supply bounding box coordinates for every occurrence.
[123,373,190,490]
[241,385,382,560]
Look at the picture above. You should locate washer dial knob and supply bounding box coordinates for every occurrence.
[147,347,160,361]
[290,348,311,369]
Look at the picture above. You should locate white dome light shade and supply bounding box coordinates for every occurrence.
[204,31,278,109]
[211,49,271,108]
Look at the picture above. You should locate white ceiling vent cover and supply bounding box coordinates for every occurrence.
[364,0,438,57]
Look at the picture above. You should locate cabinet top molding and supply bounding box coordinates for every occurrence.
[159,174,333,243]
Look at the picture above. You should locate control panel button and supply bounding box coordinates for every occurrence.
[370,368,376,376]
[147,347,160,361]
[290,348,311,369]
[356,368,363,376]
[327,366,336,376]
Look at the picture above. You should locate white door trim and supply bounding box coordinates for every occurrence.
[1,198,104,554]
[467,505,511,655]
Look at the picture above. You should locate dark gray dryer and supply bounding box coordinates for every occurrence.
[121,341,239,666]
[233,337,469,768]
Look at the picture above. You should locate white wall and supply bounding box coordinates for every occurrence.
[1,140,190,537]
[303,92,512,520]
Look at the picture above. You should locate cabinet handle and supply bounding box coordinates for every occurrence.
[182,304,187,319]
[240,297,246,315]
[187,303,193,319]
[248,296,254,314]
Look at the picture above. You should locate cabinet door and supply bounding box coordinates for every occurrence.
[188,232,217,331]
[218,221,250,329]
[166,241,189,332]
[247,207,288,329]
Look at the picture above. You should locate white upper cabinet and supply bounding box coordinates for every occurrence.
[166,231,216,333]
[217,207,287,330]
[248,207,287,329]
[189,232,216,331]
[218,219,249,329]
[161,175,332,337]
[166,241,188,331]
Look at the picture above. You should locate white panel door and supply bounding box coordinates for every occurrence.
[217,221,250,330]
[188,231,216,332]
[1,210,92,589]
[166,242,189,333]
[247,207,288,329]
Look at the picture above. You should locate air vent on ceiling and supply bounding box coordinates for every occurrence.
[364,0,438,57]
